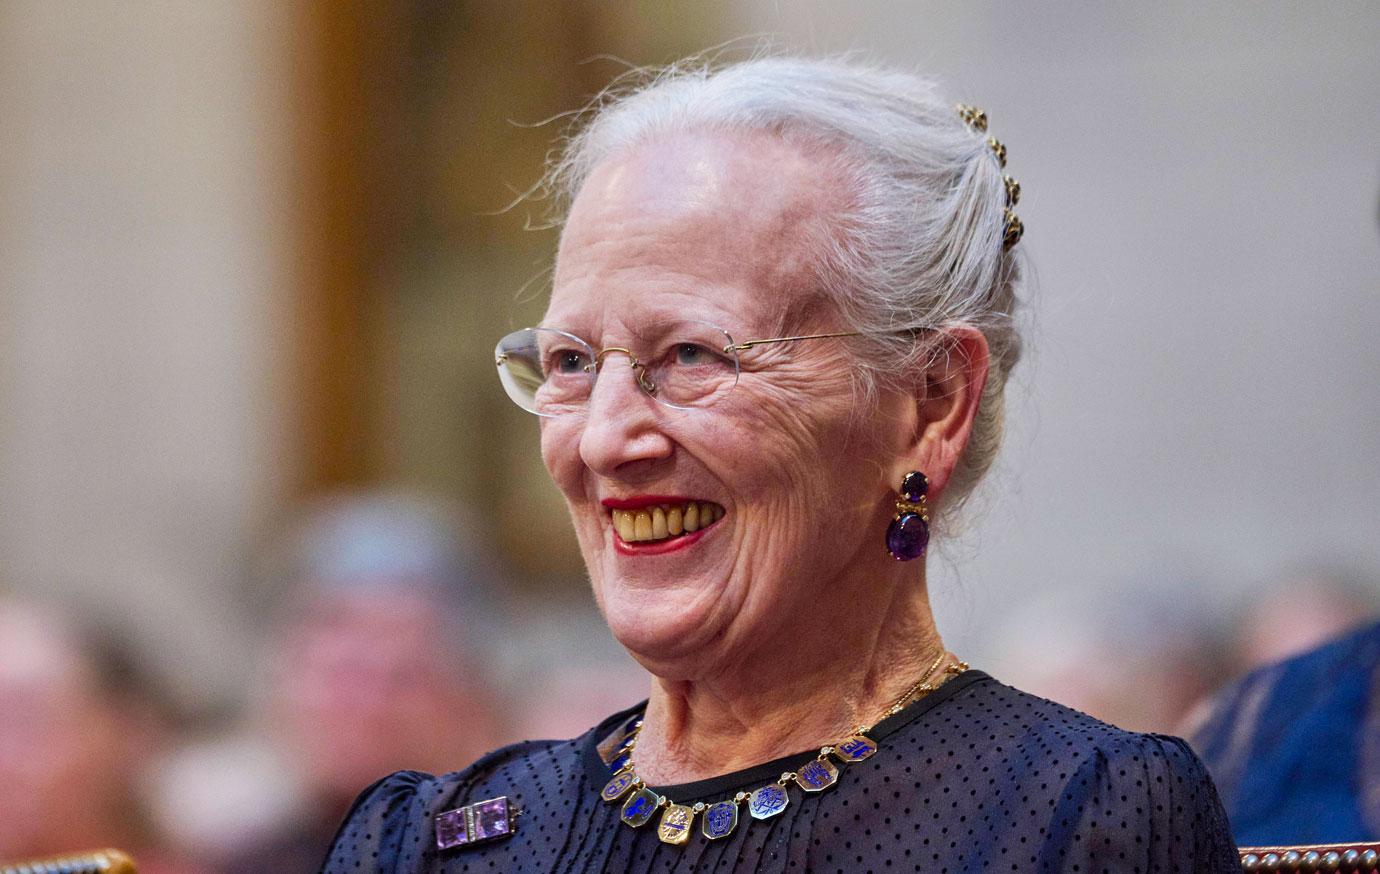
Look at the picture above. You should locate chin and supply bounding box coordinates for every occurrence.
[596,577,731,672]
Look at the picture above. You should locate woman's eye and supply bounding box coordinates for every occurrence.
[552,349,590,374]
[674,343,715,366]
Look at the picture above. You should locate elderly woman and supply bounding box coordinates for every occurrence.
[322,57,1238,873]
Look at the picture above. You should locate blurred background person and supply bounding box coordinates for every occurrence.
[0,599,208,874]
[988,581,1230,734]
[1185,566,1380,846]
[1225,566,1379,677]
[153,491,509,873]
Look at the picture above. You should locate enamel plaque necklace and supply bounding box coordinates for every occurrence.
[596,650,967,846]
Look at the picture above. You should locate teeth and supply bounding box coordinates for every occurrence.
[615,511,636,542]
[611,501,724,543]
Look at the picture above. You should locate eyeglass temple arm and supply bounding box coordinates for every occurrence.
[723,330,863,354]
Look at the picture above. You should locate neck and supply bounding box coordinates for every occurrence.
[632,562,946,785]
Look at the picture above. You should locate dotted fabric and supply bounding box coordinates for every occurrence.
[320,671,1239,873]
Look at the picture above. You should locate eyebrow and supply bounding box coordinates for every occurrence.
[533,319,734,340]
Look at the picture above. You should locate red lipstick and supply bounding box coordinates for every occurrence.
[613,526,712,556]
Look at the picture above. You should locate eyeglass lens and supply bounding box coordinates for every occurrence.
[495,321,740,416]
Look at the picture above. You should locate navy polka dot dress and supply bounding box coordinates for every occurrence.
[320,671,1238,873]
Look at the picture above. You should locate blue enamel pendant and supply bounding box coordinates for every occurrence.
[596,716,641,764]
[621,788,661,827]
[701,800,739,839]
[747,783,789,820]
[793,758,839,792]
[657,804,694,845]
[833,734,878,762]
[601,770,637,802]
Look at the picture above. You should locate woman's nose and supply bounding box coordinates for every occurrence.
[577,358,673,476]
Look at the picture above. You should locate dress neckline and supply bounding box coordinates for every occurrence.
[580,669,990,800]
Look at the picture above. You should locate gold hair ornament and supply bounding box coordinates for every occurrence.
[956,104,1024,250]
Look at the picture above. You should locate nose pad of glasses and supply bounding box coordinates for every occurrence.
[593,348,659,398]
[634,367,658,395]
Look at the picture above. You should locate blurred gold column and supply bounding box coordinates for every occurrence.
[288,1,403,494]
[283,1,725,580]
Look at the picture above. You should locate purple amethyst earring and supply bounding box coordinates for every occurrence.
[885,471,930,561]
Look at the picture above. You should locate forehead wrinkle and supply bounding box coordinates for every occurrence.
[544,266,752,335]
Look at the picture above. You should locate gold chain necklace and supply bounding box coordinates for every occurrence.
[595,651,967,846]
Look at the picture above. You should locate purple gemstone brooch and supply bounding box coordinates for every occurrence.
[435,795,519,851]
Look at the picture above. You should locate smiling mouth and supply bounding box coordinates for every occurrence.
[609,501,725,545]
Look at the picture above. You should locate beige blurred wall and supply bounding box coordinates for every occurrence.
[0,2,296,705]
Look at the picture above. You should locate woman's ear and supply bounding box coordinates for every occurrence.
[891,326,990,500]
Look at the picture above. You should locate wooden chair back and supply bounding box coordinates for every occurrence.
[1240,841,1380,871]
[0,849,137,874]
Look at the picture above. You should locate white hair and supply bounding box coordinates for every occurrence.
[541,55,1026,517]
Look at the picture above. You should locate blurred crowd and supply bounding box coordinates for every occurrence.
[1,489,1375,870]
[0,491,644,871]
